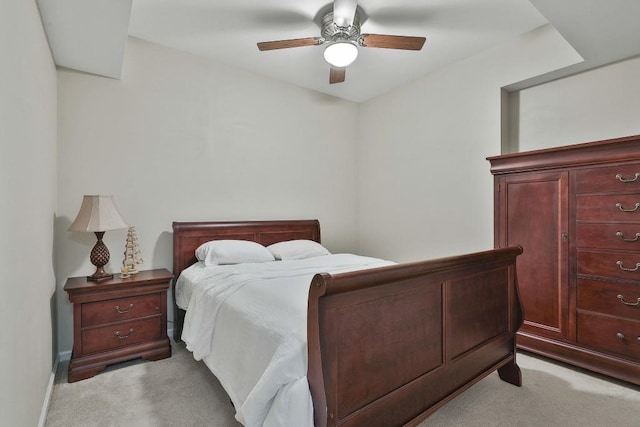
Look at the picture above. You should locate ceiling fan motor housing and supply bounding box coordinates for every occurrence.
[321,9,363,44]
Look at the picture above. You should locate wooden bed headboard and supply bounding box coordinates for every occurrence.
[171,220,321,342]
[172,219,321,280]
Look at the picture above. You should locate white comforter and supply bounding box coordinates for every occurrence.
[176,254,395,427]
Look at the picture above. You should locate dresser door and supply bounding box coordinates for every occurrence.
[496,171,570,341]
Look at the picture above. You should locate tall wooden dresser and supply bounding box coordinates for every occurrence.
[488,134,640,385]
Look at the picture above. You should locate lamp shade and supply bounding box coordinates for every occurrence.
[69,195,129,232]
[323,41,359,67]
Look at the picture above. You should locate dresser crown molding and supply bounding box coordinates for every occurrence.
[488,134,640,175]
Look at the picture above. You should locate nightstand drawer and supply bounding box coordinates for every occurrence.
[576,223,640,250]
[577,249,640,281]
[576,194,640,221]
[81,317,163,355]
[81,294,162,327]
[575,163,640,194]
[577,279,640,320]
[577,312,640,360]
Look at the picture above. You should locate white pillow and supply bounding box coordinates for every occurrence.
[195,240,275,266]
[267,240,331,260]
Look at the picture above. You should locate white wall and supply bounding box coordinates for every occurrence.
[0,0,57,425]
[357,25,581,262]
[56,37,360,353]
[509,55,640,152]
[53,19,640,373]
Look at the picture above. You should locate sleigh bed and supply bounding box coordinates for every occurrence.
[172,220,523,427]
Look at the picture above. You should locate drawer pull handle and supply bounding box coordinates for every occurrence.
[616,332,625,340]
[114,304,134,314]
[617,294,640,306]
[615,202,640,212]
[616,261,640,272]
[616,172,640,183]
[616,231,640,242]
[115,329,134,339]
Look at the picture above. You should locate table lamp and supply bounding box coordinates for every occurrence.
[69,195,129,281]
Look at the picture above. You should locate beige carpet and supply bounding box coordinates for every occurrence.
[46,343,640,427]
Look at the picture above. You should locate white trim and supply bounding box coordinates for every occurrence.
[37,355,59,427]
[58,350,72,362]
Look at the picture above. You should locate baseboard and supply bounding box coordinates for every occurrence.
[58,350,71,362]
[38,355,59,427]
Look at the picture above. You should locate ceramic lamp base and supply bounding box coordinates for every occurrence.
[87,270,114,282]
[88,231,113,282]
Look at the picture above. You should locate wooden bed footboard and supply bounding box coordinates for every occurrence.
[307,246,523,427]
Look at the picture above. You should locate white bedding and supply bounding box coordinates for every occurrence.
[176,254,395,427]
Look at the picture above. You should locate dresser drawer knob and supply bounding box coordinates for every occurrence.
[617,294,640,306]
[615,231,640,242]
[616,332,625,340]
[616,261,640,272]
[114,304,134,314]
[615,202,640,212]
[616,172,640,183]
[115,328,134,339]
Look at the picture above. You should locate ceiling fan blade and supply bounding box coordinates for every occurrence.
[257,37,322,51]
[333,0,359,27]
[360,34,426,50]
[329,67,346,84]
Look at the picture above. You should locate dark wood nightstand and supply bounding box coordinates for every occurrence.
[64,269,173,382]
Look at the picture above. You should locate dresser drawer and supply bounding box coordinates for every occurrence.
[577,312,640,360]
[575,163,640,194]
[576,223,640,250]
[577,278,640,320]
[577,250,640,281]
[81,293,162,327]
[576,194,640,221]
[81,317,163,355]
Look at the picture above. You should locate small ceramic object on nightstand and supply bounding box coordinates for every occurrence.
[122,226,143,274]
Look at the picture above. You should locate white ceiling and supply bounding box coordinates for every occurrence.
[37,0,132,79]
[127,0,548,102]
[39,0,640,102]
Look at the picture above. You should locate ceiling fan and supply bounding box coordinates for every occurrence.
[257,0,426,84]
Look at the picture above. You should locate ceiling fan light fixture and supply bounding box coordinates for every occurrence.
[323,41,358,67]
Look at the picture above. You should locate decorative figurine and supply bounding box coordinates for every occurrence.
[122,226,143,275]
